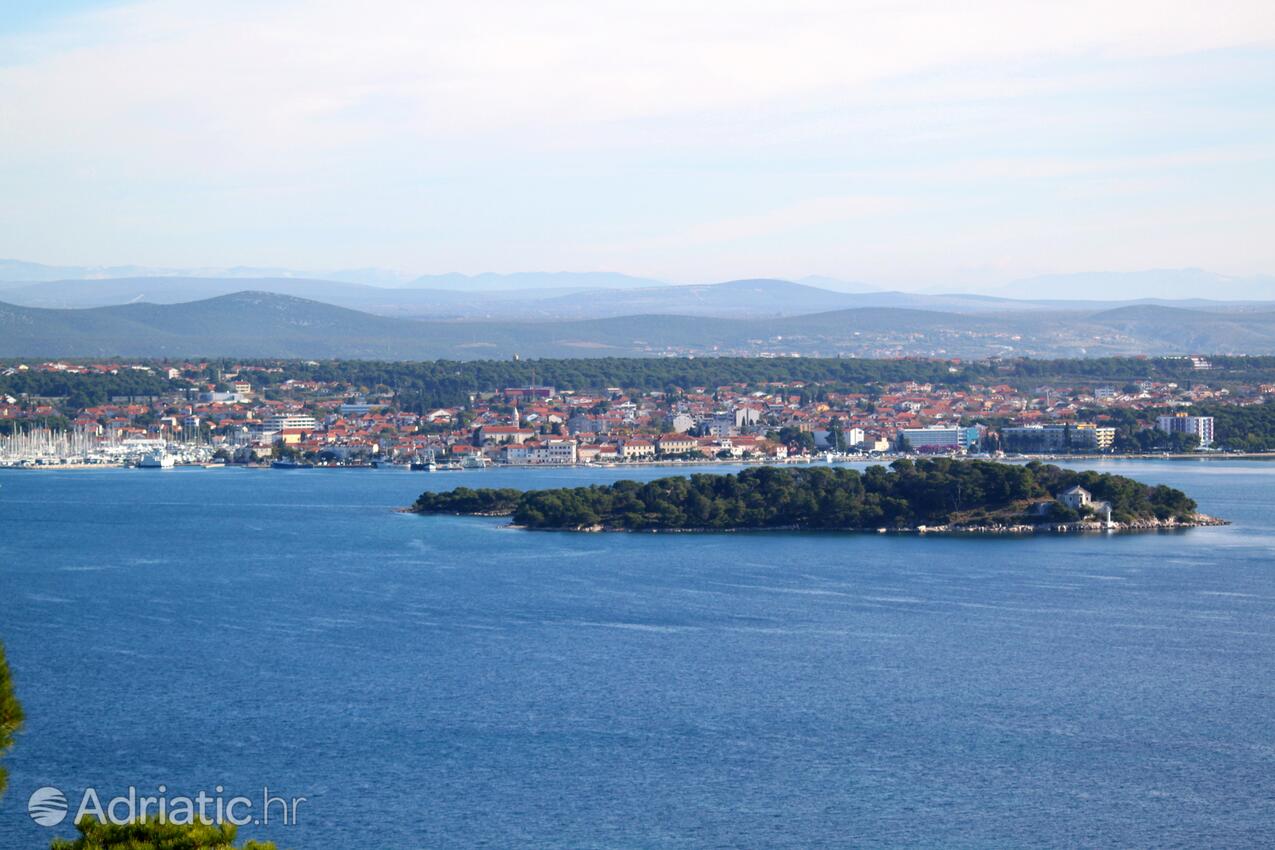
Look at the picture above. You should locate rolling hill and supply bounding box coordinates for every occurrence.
[8,275,1268,323]
[4,292,1275,360]
[993,269,1275,301]
[0,275,969,318]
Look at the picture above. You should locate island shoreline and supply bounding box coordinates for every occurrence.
[408,461,1226,536]
[412,512,1228,535]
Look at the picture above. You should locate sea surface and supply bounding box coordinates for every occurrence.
[1,460,1274,848]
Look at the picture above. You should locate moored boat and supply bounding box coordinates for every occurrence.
[138,452,175,469]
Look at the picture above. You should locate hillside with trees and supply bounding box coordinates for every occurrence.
[0,643,21,799]
[48,819,279,850]
[411,460,1206,532]
[7,292,1275,360]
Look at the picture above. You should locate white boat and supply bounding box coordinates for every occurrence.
[461,455,489,469]
[138,452,175,469]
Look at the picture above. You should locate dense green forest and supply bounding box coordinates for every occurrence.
[0,369,181,409]
[1186,401,1275,451]
[197,355,1275,409]
[7,356,1275,412]
[412,460,1200,531]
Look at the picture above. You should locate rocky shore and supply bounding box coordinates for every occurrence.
[497,513,1229,535]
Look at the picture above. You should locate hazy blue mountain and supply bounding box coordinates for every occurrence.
[796,275,881,293]
[0,275,921,318]
[6,259,1272,303]
[0,259,171,282]
[513,280,1068,319]
[5,274,1273,325]
[996,268,1275,301]
[0,259,331,282]
[313,267,418,286]
[0,258,415,286]
[4,291,1275,360]
[0,277,655,316]
[1080,304,1275,354]
[519,279,863,319]
[0,277,384,309]
[407,271,667,291]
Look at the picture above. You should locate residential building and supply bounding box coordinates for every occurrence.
[1057,485,1092,510]
[505,440,577,465]
[1072,422,1117,451]
[619,439,656,460]
[702,416,737,438]
[567,413,607,435]
[340,397,375,415]
[900,425,982,452]
[668,412,696,433]
[655,434,698,455]
[1156,413,1214,447]
[264,414,316,432]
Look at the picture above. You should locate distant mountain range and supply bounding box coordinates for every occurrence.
[2,275,1270,322]
[3,259,1274,360]
[4,291,1275,360]
[0,258,382,284]
[0,260,665,291]
[5,258,1271,301]
[985,268,1275,302]
[406,271,665,291]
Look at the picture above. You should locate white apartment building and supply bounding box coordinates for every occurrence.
[263,414,317,432]
[1156,413,1214,447]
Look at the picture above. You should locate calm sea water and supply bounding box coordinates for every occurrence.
[1,460,1274,848]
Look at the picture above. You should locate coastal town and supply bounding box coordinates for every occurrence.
[1,357,1268,469]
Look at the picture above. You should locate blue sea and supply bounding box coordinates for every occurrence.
[1,460,1274,848]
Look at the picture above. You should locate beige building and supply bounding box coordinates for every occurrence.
[620,439,656,460]
[479,425,535,445]
[655,434,698,455]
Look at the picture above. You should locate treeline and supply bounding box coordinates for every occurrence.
[412,460,1198,531]
[0,369,181,409]
[1078,401,1275,451]
[8,356,1275,412]
[246,357,971,408]
[1005,355,1275,382]
[1187,401,1275,451]
[217,355,1275,409]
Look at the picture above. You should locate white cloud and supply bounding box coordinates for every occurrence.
[6,1,1273,158]
[1,0,1273,281]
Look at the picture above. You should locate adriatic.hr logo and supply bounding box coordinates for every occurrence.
[24,783,306,828]
[27,786,69,826]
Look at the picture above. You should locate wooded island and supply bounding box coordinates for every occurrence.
[410,459,1221,533]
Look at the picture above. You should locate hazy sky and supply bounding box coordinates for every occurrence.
[2,0,1273,287]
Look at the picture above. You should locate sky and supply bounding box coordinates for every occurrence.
[1,0,1273,290]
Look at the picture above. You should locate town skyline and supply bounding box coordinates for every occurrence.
[1,354,1262,472]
